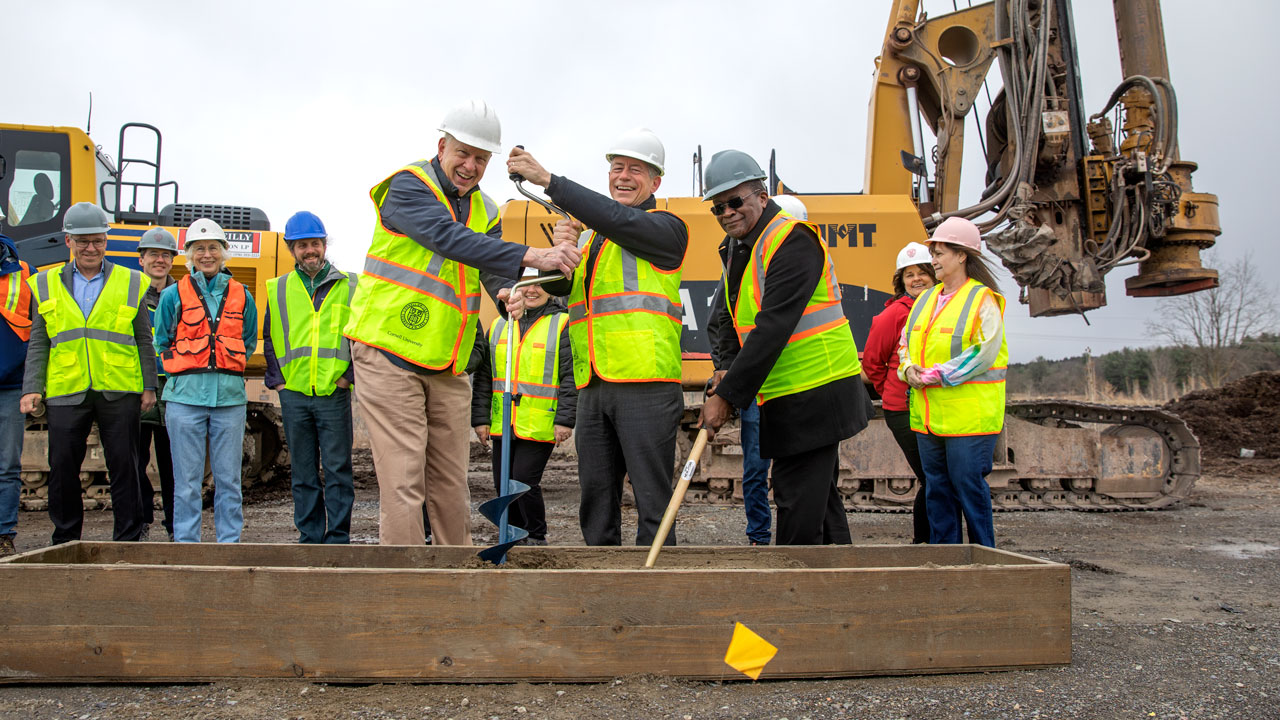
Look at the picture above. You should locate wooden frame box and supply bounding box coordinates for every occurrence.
[0,542,1069,682]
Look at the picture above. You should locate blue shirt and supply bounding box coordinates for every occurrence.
[153,270,258,408]
[71,265,106,318]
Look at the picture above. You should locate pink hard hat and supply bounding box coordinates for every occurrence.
[928,216,982,252]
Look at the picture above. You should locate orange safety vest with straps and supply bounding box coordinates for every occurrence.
[0,261,33,341]
[161,274,248,375]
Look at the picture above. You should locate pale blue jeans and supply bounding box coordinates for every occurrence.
[165,402,246,543]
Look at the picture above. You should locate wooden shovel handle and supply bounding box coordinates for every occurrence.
[644,428,710,568]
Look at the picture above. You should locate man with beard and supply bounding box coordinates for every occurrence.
[265,211,358,544]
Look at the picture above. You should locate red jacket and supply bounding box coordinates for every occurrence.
[862,294,914,412]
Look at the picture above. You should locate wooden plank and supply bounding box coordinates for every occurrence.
[0,545,1070,682]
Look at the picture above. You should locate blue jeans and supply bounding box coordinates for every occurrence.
[0,388,22,538]
[280,388,355,544]
[166,402,246,543]
[740,401,773,544]
[917,432,998,547]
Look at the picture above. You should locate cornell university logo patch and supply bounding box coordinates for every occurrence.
[400,302,430,329]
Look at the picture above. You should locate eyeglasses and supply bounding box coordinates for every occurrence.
[710,193,754,216]
[71,238,107,248]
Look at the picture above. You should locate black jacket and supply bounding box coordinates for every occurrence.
[540,175,688,298]
[470,298,577,432]
[705,203,869,458]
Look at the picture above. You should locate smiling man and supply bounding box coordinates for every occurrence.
[21,202,157,545]
[697,150,869,546]
[135,227,179,540]
[265,211,358,544]
[505,128,688,547]
[345,100,582,546]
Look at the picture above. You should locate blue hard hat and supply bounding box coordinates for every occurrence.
[284,211,327,242]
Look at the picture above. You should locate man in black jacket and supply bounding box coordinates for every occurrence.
[697,150,869,545]
[505,129,688,546]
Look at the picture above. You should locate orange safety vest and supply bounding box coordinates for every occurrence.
[0,261,33,341]
[161,274,248,375]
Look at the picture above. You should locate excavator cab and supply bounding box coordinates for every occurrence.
[0,126,76,266]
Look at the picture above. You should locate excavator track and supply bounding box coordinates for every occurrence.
[678,398,1199,513]
[19,400,289,511]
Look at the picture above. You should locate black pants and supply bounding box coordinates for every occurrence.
[490,435,554,541]
[46,392,144,544]
[771,441,852,546]
[575,381,683,546]
[884,409,929,543]
[137,421,175,536]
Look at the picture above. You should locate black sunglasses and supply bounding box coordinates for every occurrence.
[710,193,754,216]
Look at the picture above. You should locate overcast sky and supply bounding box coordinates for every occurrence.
[8,0,1274,362]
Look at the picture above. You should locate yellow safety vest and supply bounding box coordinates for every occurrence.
[28,264,146,399]
[728,214,862,404]
[344,160,496,374]
[567,210,687,388]
[904,277,1009,436]
[488,312,569,443]
[268,269,358,396]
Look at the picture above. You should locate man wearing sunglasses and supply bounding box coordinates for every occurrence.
[505,128,688,547]
[21,202,157,545]
[697,150,870,546]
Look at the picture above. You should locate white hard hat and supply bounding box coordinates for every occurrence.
[185,218,228,250]
[438,99,502,154]
[772,194,808,221]
[605,127,665,176]
[896,242,931,271]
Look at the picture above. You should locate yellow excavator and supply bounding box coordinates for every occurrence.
[496,0,1215,511]
[0,122,291,509]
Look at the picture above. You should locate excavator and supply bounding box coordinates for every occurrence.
[0,122,290,509]
[4,0,1212,514]
[497,0,1214,511]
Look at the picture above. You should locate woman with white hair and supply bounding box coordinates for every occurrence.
[153,218,258,543]
[897,217,1007,547]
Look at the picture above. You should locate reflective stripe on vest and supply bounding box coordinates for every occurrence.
[161,274,248,376]
[566,209,687,388]
[344,160,493,373]
[0,262,33,341]
[489,312,567,443]
[905,277,1009,436]
[28,264,145,398]
[727,214,862,404]
[268,270,357,396]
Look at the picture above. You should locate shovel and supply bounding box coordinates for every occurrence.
[478,272,565,565]
[644,427,710,568]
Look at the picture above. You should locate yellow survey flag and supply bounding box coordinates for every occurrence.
[723,622,778,680]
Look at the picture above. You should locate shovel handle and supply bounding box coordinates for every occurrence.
[644,428,710,568]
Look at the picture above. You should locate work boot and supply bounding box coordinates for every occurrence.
[526,537,548,546]
[0,534,15,557]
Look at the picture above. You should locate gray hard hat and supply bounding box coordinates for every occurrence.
[138,227,178,253]
[702,150,767,200]
[62,202,111,235]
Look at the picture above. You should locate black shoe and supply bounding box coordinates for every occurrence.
[0,535,14,557]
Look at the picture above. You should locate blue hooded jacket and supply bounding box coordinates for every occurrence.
[0,235,29,390]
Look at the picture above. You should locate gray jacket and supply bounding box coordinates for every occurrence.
[23,261,158,406]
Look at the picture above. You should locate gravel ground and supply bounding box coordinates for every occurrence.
[0,451,1276,719]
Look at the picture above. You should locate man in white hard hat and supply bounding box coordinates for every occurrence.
[698,152,870,546]
[505,128,689,547]
[21,202,157,544]
[135,227,180,540]
[345,100,581,546]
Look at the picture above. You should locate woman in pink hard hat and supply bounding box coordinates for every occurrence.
[897,217,1008,547]
[862,241,936,543]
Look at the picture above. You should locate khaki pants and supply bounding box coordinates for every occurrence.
[351,342,472,546]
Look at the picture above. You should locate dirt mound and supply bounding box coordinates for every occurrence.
[1165,371,1280,459]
